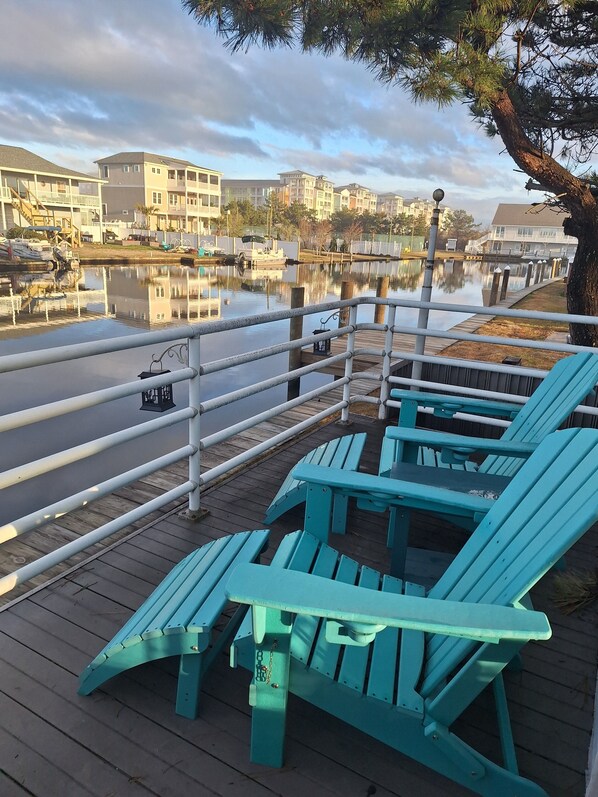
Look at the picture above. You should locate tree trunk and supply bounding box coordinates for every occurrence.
[490,89,598,345]
[565,214,598,346]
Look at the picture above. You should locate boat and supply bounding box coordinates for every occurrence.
[236,235,286,268]
[1,237,54,262]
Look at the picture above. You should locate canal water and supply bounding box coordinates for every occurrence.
[0,257,525,526]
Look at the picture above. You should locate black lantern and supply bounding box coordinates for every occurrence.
[138,369,176,412]
[312,312,339,356]
[312,327,331,355]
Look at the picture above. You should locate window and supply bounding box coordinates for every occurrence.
[151,167,161,174]
[200,194,209,206]
[198,173,208,183]
[495,226,505,237]
[102,203,108,215]
[123,165,130,173]
[517,227,534,237]
[102,165,109,178]
[57,182,67,193]
[152,191,162,204]
[209,175,218,185]
[168,170,176,179]
[155,286,165,298]
[133,164,140,172]
[169,194,178,206]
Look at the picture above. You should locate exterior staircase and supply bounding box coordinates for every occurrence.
[10,183,81,247]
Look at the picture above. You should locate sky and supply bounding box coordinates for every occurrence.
[0,0,545,226]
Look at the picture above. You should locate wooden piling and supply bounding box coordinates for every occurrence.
[339,279,354,327]
[525,262,533,287]
[287,286,305,400]
[499,266,510,301]
[374,276,389,325]
[489,268,501,305]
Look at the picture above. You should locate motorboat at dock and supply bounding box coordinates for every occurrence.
[236,235,287,268]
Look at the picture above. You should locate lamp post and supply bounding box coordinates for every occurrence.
[411,188,444,384]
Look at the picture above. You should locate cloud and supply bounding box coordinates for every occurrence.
[0,0,535,221]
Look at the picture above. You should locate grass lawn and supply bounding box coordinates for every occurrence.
[442,280,569,370]
[352,280,570,416]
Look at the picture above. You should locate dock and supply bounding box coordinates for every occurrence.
[0,416,595,797]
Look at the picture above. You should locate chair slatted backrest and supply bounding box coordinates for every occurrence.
[421,427,598,697]
[480,353,598,477]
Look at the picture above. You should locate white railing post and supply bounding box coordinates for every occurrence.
[411,188,444,384]
[340,304,358,423]
[378,303,396,420]
[186,334,203,519]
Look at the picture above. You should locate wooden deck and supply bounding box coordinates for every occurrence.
[1,416,596,797]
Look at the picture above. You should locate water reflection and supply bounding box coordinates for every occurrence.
[0,257,527,525]
[1,257,531,333]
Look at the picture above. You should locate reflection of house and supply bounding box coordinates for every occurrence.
[96,152,221,234]
[477,204,577,259]
[106,266,220,326]
[0,145,103,245]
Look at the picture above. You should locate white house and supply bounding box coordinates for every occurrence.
[480,203,578,259]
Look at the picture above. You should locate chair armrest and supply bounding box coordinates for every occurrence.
[384,426,537,458]
[292,462,494,516]
[226,564,551,644]
[390,389,523,420]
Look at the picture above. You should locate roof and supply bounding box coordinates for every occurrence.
[95,151,221,174]
[0,145,100,182]
[492,203,570,227]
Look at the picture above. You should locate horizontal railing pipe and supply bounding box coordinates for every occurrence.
[199,327,352,374]
[0,407,195,490]
[0,368,195,433]
[199,401,347,486]
[201,379,349,449]
[199,354,348,414]
[0,445,195,544]
[0,480,196,597]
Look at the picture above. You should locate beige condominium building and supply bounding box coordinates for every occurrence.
[96,152,222,234]
[0,144,103,245]
[278,171,334,220]
[221,179,280,209]
[334,183,378,214]
[376,192,405,217]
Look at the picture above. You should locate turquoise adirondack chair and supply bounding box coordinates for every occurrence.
[385,351,598,480]
[227,427,598,797]
[374,352,598,569]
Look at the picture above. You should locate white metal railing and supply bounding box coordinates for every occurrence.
[35,191,101,208]
[1,292,598,597]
